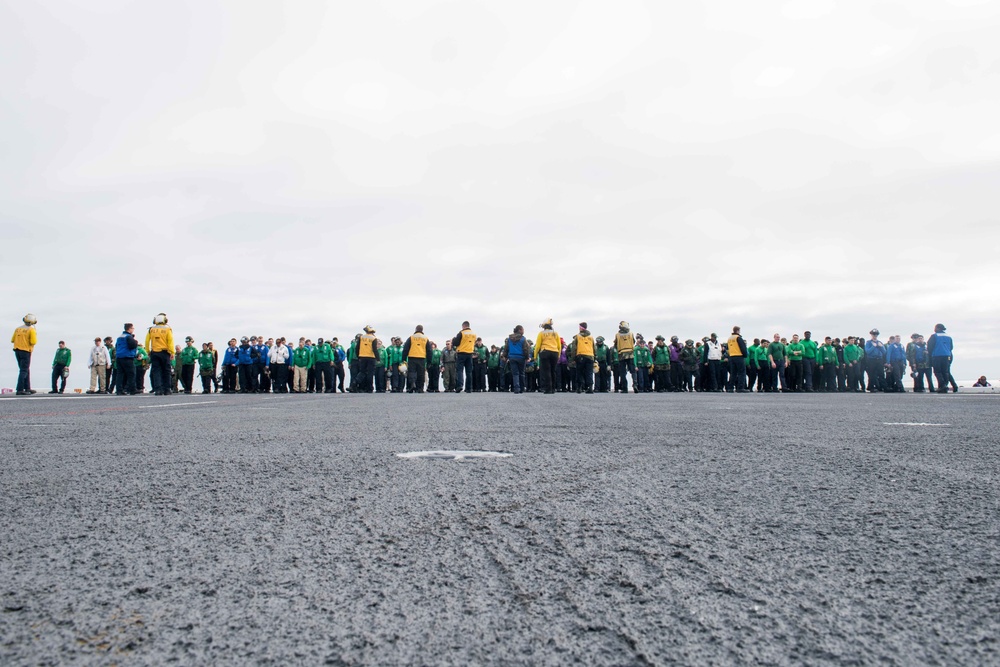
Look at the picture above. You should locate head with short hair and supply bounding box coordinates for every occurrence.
[415,325,423,333]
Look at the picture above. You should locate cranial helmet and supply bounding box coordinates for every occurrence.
[596,336,605,344]
[619,321,629,330]
[153,313,168,325]
[22,313,37,325]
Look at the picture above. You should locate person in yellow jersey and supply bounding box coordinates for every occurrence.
[402,324,430,393]
[726,326,748,393]
[12,313,38,395]
[356,325,378,393]
[613,321,638,394]
[144,312,175,396]
[534,318,561,395]
[569,322,596,394]
[450,321,477,394]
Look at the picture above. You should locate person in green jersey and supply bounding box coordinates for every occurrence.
[50,341,72,394]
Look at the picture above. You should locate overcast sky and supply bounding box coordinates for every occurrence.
[3,0,999,385]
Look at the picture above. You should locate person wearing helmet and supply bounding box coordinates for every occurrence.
[534,319,561,395]
[12,313,38,395]
[356,326,378,393]
[145,313,175,395]
[402,325,430,393]
[569,323,596,394]
[451,322,477,394]
[613,321,638,394]
[927,324,955,393]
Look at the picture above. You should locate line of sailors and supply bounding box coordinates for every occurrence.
[10,313,957,396]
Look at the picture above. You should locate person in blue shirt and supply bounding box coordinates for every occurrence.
[885,335,907,393]
[237,336,257,393]
[222,339,239,393]
[114,324,139,395]
[927,324,955,393]
[864,329,887,392]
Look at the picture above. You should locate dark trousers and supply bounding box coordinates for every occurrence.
[931,357,951,392]
[407,358,426,392]
[487,367,499,391]
[181,364,195,392]
[771,360,786,391]
[238,364,256,393]
[757,361,771,392]
[136,366,147,392]
[455,353,473,392]
[866,358,886,392]
[334,362,345,392]
[314,361,333,392]
[705,360,722,391]
[597,363,610,392]
[889,361,906,392]
[223,365,238,392]
[787,360,802,391]
[637,366,649,392]
[390,364,402,392]
[427,365,440,391]
[270,364,287,392]
[802,359,815,391]
[618,357,637,392]
[847,363,862,391]
[15,349,31,392]
[357,358,375,393]
[349,361,359,391]
[508,358,525,394]
[821,364,837,392]
[252,362,267,393]
[51,364,66,392]
[654,367,669,392]
[539,350,558,393]
[375,366,387,393]
[201,373,212,394]
[747,362,758,391]
[577,356,595,392]
[912,367,934,392]
[476,363,488,391]
[150,351,172,394]
[117,360,137,395]
[727,357,747,392]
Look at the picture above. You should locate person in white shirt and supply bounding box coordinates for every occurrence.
[87,337,110,394]
[268,337,290,393]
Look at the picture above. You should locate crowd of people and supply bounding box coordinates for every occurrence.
[10,313,962,397]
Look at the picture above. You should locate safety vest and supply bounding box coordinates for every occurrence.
[145,325,174,353]
[575,334,595,358]
[615,332,634,356]
[727,335,743,357]
[536,330,561,353]
[408,333,428,359]
[457,330,476,354]
[358,334,376,358]
[11,325,36,352]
